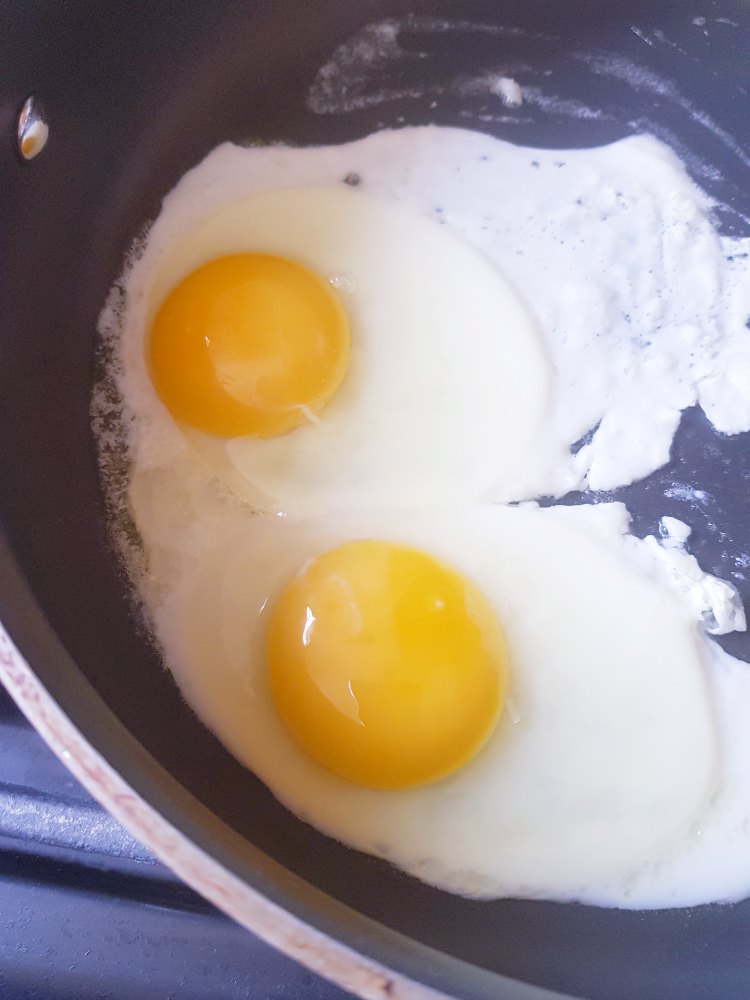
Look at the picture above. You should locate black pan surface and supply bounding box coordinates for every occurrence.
[1,3,749,999]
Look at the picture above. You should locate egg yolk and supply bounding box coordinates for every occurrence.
[148,254,350,437]
[266,541,508,789]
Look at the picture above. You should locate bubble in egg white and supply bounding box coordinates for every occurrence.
[328,272,356,295]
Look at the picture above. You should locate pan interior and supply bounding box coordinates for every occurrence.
[0,4,749,999]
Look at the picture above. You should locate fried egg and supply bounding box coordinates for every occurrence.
[141,497,717,903]
[133,185,550,516]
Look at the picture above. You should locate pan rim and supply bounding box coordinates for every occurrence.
[0,528,572,1000]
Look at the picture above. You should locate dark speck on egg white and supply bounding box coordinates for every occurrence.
[343,172,361,187]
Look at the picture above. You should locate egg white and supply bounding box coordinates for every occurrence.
[96,125,750,910]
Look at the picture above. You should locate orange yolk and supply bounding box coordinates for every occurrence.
[148,254,350,437]
[266,541,508,789]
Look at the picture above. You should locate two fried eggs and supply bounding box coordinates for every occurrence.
[97,125,750,908]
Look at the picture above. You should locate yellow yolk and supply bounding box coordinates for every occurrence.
[148,254,350,437]
[266,541,508,789]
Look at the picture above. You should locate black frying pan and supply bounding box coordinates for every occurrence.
[1,3,749,998]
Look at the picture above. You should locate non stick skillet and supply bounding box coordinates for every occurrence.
[0,3,748,998]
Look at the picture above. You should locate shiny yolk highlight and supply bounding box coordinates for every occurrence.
[266,541,508,789]
[148,254,350,437]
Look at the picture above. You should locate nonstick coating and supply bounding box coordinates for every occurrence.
[1,3,749,999]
